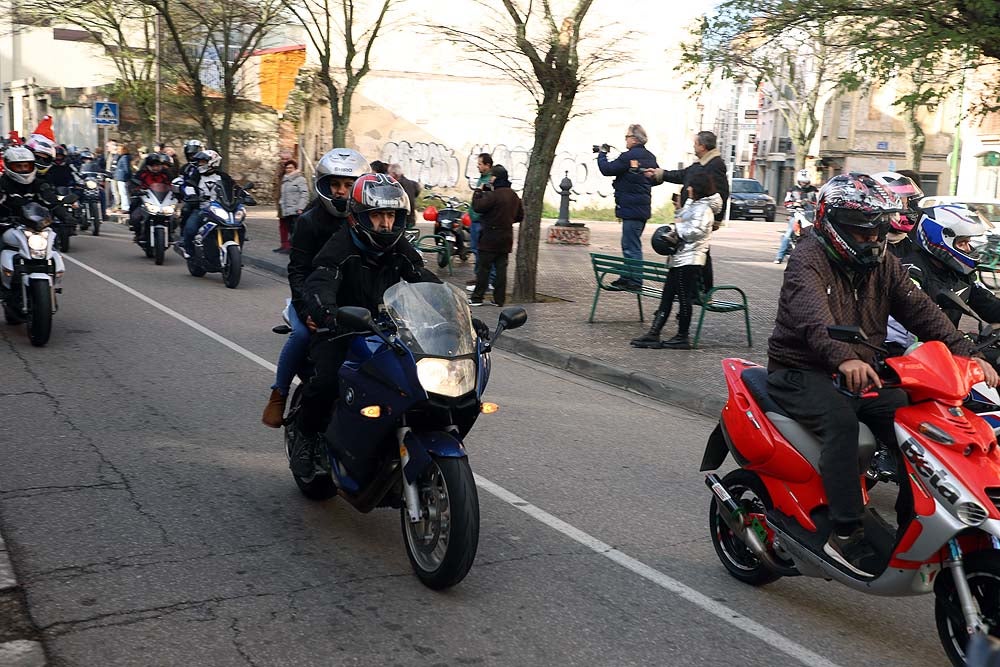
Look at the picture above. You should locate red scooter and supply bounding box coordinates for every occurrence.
[702,326,1000,666]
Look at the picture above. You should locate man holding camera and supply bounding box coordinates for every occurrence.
[597,124,658,289]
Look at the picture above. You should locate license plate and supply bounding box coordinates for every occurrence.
[443,234,455,242]
[749,209,763,214]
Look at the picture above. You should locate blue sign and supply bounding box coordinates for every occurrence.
[876,141,889,151]
[93,102,119,126]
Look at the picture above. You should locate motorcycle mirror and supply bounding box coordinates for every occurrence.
[827,325,868,344]
[936,290,980,321]
[499,307,527,330]
[337,306,374,332]
[242,182,255,191]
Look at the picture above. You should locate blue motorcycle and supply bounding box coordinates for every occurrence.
[176,180,255,288]
[277,282,526,589]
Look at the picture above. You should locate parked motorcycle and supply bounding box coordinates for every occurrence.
[275,281,527,589]
[1,203,65,346]
[702,325,1000,666]
[135,182,177,266]
[175,181,254,288]
[50,187,79,253]
[422,190,471,268]
[75,173,104,236]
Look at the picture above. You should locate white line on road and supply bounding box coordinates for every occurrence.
[64,254,842,667]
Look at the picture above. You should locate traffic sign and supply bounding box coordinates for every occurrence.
[93,102,119,126]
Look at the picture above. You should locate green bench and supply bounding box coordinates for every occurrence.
[588,252,752,348]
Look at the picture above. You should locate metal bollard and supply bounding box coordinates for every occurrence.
[555,171,582,227]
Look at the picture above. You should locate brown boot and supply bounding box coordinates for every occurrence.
[261,388,287,428]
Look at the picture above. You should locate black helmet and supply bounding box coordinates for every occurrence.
[183,139,204,162]
[145,152,170,166]
[347,173,409,253]
[651,225,681,256]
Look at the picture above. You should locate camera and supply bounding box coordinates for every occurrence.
[592,143,611,154]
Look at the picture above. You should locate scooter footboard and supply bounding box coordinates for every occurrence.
[402,430,467,484]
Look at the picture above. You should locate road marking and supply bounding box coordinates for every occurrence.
[64,254,842,667]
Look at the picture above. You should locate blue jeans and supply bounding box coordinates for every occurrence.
[621,218,647,284]
[182,209,203,255]
[775,218,796,262]
[272,304,310,395]
[469,220,496,284]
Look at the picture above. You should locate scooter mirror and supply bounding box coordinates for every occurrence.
[498,307,527,330]
[337,306,374,333]
[827,325,868,344]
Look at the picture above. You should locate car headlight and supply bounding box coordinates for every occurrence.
[26,230,49,258]
[85,179,98,189]
[416,358,476,397]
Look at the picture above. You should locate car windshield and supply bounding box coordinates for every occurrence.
[383,282,475,357]
[733,180,765,194]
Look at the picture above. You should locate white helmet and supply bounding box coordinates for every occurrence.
[796,169,811,186]
[3,146,37,185]
[194,149,222,175]
[314,148,369,218]
[25,136,56,174]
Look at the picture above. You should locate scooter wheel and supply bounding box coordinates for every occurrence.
[934,551,1000,666]
[709,469,781,586]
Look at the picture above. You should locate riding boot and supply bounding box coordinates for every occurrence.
[630,311,668,348]
[261,388,287,428]
[661,332,691,350]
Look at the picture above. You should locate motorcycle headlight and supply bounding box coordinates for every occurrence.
[145,201,159,213]
[27,230,49,258]
[161,205,175,215]
[236,209,246,223]
[416,358,476,397]
[85,179,98,189]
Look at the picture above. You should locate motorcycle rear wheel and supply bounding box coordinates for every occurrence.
[187,259,207,277]
[4,303,24,325]
[153,228,166,266]
[26,279,52,347]
[935,551,1000,666]
[401,456,479,590]
[709,469,781,586]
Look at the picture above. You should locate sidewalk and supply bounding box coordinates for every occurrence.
[241,207,789,417]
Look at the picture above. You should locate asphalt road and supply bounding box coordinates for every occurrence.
[0,227,946,666]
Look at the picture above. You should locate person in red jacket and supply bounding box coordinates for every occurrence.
[128,153,172,240]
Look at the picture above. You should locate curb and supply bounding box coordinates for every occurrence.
[0,536,46,667]
[243,253,724,418]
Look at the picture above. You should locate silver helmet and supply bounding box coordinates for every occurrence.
[314,148,369,217]
[3,146,37,185]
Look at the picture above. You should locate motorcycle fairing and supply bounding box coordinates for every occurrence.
[886,341,985,404]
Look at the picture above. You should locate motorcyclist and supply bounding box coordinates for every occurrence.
[42,146,81,189]
[871,171,924,259]
[128,152,173,241]
[177,140,205,225]
[774,169,819,264]
[260,148,369,428]
[78,150,109,222]
[288,174,441,477]
[24,135,57,180]
[766,172,997,577]
[886,205,1000,358]
[178,149,235,257]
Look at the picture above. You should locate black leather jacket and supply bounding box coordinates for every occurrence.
[287,200,347,319]
[900,247,1000,326]
[0,176,69,223]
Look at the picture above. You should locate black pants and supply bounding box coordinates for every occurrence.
[472,250,508,306]
[299,334,349,434]
[657,265,701,336]
[767,368,907,528]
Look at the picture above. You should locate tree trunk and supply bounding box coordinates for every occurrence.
[904,106,925,171]
[512,93,572,303]
[335,82,358,148]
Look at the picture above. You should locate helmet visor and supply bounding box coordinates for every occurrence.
[827,207,895,229]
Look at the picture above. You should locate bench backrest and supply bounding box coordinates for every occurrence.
[590,253,670,282]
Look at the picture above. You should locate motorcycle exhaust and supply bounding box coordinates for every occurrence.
[705,473,783,571]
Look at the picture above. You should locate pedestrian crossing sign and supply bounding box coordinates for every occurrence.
[93,102,119,126]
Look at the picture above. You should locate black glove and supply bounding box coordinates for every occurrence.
[472,317,490,341]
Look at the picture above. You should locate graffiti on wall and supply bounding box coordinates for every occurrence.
[464,144,614,199]
[380,141,461,188]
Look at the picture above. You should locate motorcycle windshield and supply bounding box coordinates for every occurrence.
[383,282,475,357]
[148,182,171,202]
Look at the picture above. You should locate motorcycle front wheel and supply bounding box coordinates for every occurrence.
[153,228,166,266]
[401,456,479,590]
[709,469,782,586]
[90,203,101,236]
[222,246,242,289]
[935,551,1000,666]
[26,279,52,347]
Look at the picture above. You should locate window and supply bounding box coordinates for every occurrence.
[732,179,765,194]
[53,28,95,43]
[837,101,852,139]
[919,173,939,196]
